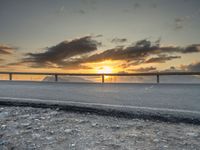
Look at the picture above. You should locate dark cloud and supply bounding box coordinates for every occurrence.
[24,36,101,67]
[79,39,161,63]
[145,55,181,63]
[111,38,127,43]
[22,38,200,69]
[70,39,199,65]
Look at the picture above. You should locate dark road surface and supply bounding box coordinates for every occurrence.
[0,81,200,123]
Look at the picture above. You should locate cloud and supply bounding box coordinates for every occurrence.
[162,66,183,72]
[182,62,200,72]
[0,45,16,55]
[173,14,196,31]
[78,39,161,63]
[0,58,4,62]
[20,38,200,70]
[174,17,185,30]
[145,55,181,63]
[70,39,200,64]
[173,7,200,31]
[0,44,17,64]
[130,66,157,72]
[111,38,127,43]
[182,44,200,53]
[24,36,101,68]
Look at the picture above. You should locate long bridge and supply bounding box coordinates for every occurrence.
[1,71,200,83]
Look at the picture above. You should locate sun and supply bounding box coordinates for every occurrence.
[97,66,112,74]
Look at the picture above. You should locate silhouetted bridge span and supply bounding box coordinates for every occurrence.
[0,71,200,83]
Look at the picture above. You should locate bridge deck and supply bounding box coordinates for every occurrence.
[0,81,200,123]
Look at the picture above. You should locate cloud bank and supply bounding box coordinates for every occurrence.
[5,36,200,72]
[52,39,200,68]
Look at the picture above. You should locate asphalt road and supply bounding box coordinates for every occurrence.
[0,81,200,123]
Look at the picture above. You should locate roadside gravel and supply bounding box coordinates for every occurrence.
[1,106,200,150]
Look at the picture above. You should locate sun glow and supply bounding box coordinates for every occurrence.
[97,66,112,74]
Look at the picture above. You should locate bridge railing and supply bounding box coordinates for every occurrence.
[0,72,200,83]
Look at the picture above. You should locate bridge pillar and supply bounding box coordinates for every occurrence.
[9,73,12,81]
[156,75,160,83]
[55,74,58,82]
[102,75,105,83]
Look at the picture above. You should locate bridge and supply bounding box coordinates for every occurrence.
[1,71,200,83]
[0,71,200,124]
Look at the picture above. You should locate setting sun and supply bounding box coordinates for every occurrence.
[97,66,112,74]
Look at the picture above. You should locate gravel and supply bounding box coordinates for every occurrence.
[1,106,200,150]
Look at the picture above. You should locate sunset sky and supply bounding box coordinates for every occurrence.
[0,0,200,74]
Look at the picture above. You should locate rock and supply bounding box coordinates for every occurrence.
[111,125,120,131]
[64,129,73,133]
[136,125,143,130]
[186,132,198,137]
[49,111,58,115]
[40,117,46,120]
[20,114,29,118]
[46,136,54,140]
[128,133,138,137]
[64,129,79,135]
[0,112,9,119]
[91,123,98,127]
[21,122,31,126]
[34,119,40,122]
[163,145,168,148]
[0,140,8,145]
[71,143,75,147]
[153,139,160,142]
[1,125,6,129]
[32,133,41,138]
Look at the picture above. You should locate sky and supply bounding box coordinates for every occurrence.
[0,0,200,74]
